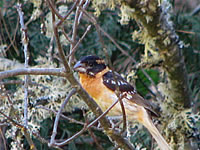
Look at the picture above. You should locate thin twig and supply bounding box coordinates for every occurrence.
[67,25,91,59]
[51,5,70,72]
[46,0,63,20]
[49,88,77,146]
[79,7,136,63]
[190,4,200,16]
[32,131,62,150]
[0,128,7,150]
[88,127,104,150]
[0,123,9,127]
[55,123,88,146]
[78,0,90,24]
[0,8,19,55]
[4,15,19,53]
[56,0,79,27]
[62,27,73,43]
[0,80,40,86]
[88,98,119,129]
[69,0,85,65]
[83,107,103,150]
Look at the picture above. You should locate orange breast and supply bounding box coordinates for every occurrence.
[79,73,104,100]
[79,70,122,115]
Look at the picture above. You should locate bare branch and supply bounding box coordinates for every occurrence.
[49,88,77,146]
[46,0,63,21]
[56,0,79,27]
[51,6,70,72]
[88,128,104,150]
[83,108,104,150]
[55,123,88,146]
[16,3,30,128]
[69,0,85,65]
[0,57,24,71]
[0,7,19,55]
[0,128,7,150]
[78,0,90,24]
[62,28,73,43]
[67,25,91,59]
[0,68,66,80]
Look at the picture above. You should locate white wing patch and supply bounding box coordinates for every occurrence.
[111,80,116,84]
[126,93,133,99]
[117,80,127,86]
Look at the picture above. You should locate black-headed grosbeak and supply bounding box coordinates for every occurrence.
[74,55,171,150]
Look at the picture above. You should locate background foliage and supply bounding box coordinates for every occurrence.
[0,0,200,149]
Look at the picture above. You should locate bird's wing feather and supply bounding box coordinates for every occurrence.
[103,71,158,117]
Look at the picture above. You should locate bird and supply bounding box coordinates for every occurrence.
[73,55,171,150]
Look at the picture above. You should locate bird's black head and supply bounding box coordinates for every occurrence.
[73,55,106,77]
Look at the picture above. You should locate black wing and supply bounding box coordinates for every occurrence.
[103,71,158,117]
[103,71,136,93]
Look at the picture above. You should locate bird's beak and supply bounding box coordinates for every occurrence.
[73,61,86,73]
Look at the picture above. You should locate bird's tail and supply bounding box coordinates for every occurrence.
[141,116,171,150]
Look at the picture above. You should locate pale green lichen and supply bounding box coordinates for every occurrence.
[158,0,162,6]
[45,5,73,42]
[149,2,157,12]
[145,15,153,24]
[165,109,199,149]
[132,29,158,59]
[92,0,122,16]
[119,4,135,24]
[158,29,165,35]
[28,0,42,22]
[163,36,171,46]
[141,8,146,13]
